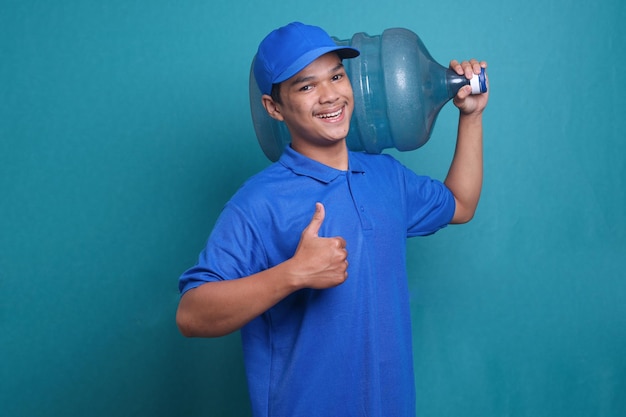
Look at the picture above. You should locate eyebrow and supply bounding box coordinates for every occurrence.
[288,62,345,87]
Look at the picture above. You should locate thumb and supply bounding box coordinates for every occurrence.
[303,202,325,237]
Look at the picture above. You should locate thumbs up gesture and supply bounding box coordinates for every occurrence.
[289,203,349,290]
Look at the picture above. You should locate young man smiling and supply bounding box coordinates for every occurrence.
[177,22,489,417]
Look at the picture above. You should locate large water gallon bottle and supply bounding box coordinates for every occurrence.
[249,27,487,162]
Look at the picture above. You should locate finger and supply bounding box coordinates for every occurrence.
[462,61,475,79]
[469,59,484,76]
[334,236,347,249]
[303,202,325,237]
[449,59,463,75]
[454,84,472,100]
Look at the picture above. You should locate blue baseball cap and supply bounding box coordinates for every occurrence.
[253,22,360,95]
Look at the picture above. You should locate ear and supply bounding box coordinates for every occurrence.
[261,95,284,121]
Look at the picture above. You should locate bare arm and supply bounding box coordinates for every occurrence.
[176,203,348,338]
[444,59,489,224]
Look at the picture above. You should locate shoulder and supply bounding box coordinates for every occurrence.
[350,151,420,173]
[350,151,450,195]
[350,151,401,167]
[349,151,417,181]
[232,161,290,199]
[225,159,307,224]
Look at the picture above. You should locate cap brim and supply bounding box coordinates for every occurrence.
[274,46,360,85]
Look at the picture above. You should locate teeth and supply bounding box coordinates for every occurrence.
[317,108,342,119]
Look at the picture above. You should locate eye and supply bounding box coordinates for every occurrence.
[299,84,313,92]
[332,74,343,81]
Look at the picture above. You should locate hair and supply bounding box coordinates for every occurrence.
[270,83,282,104]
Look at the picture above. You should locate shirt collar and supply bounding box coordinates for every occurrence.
[279,145,366,183]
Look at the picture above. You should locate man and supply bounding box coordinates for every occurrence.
[177,21,488,417]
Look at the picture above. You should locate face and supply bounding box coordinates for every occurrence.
[264,52,354,152]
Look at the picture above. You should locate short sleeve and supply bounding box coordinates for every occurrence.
[401,166,456,237]
[178,203,268,295]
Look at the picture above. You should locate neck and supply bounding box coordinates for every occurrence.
[291,140,349,171]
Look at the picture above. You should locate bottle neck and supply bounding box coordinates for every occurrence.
[446,68,470,98]
[446,67,487,97]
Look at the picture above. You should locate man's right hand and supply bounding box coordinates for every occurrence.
[289,202,348,289]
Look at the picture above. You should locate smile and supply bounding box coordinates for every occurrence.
[316,107,343,120]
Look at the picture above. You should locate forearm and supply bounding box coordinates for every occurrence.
[176,261,300,338]
[444,111,484,224]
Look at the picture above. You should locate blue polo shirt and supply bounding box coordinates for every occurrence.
[179,146,455,417]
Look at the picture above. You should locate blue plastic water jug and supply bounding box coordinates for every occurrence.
[249,27,487,162]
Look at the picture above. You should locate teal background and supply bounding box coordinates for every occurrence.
[1,0,624,416]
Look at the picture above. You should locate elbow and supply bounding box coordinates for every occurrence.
[176,306,233,338]
[449,194,481,224]
[176,308,197,338]
[176,290,209,338]
[459,209,476,224]
[452,213,474,224]
[176,304,207,338]
[450,204,477,224]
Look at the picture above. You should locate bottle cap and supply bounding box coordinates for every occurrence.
[469,67,487,94]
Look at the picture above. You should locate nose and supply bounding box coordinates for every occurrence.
[318,81,339,103]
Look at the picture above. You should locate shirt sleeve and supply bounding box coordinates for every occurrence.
[401,164,456,237]
[178,203,267,295]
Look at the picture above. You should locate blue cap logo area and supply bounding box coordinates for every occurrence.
[253,22,360,95]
